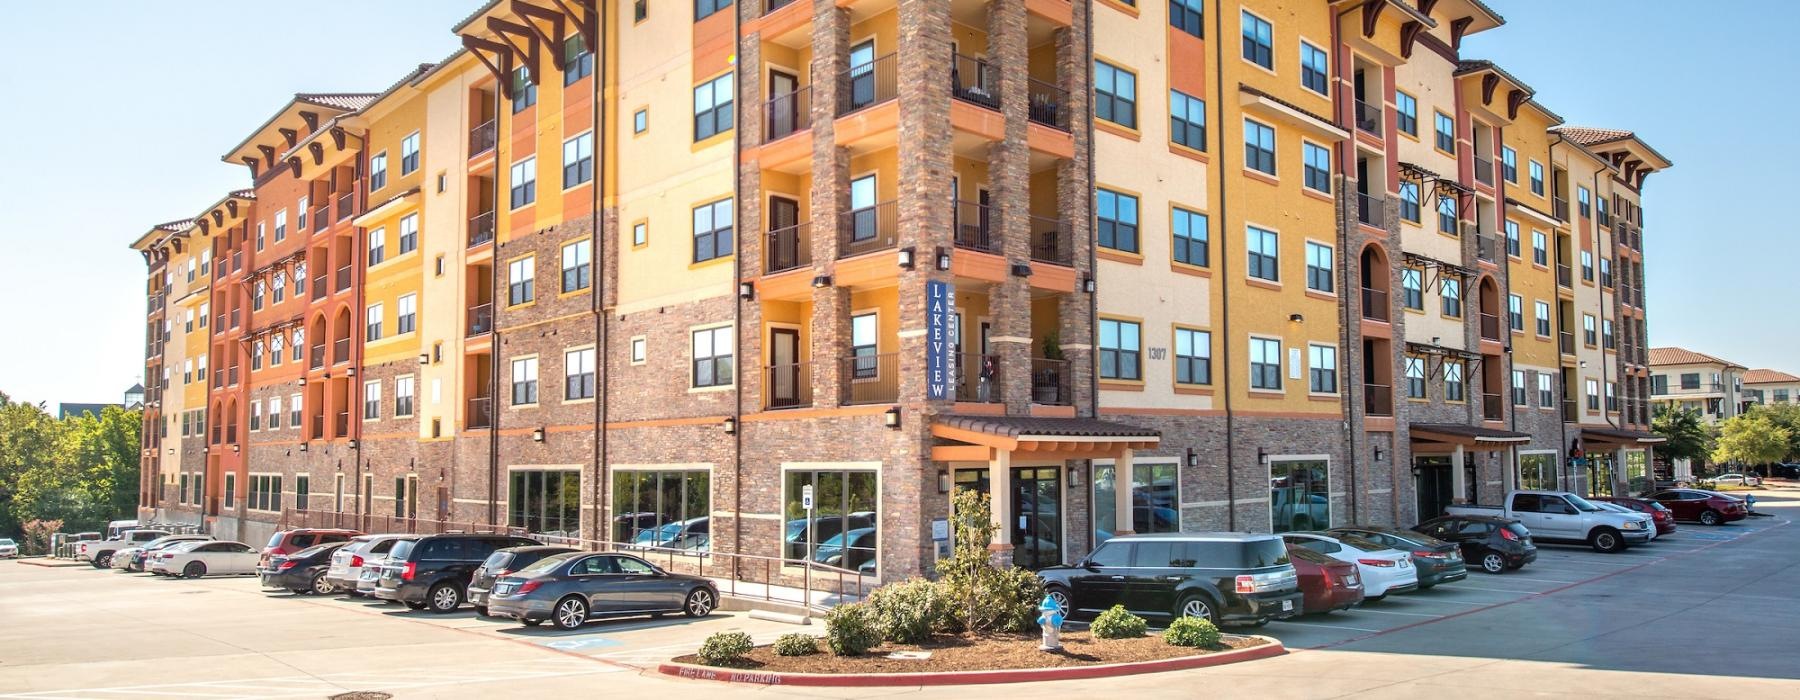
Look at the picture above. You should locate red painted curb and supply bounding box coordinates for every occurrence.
[656,637,1286,687]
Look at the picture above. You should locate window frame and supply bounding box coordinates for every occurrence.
[1169,89,1206,151]
[1304,240,1333,294]
[693,72,735,141]
[1246,225,1279,282]
[1302,140,1331,193]
[1249,336,1283,391]
[1171,206,1208,267]
[509,156,538,209]
[1243,118,1277,175]
[1094,60,1138,129]
[691,325,735,389]
[1395,91,1417,136]
[1098,318,1143,382]
[1096,188,1140,253]
[1299,40,1329,95]
[1173,326,1211,386]
[561,238,593,293]
[1241,10,1274,70]
[692,198,735,263]
[511,356,540,406]
[508,255,536,306]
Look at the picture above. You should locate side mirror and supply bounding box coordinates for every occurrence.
[1081,560,1099,571]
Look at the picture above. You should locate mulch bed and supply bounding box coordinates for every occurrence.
[671,632,1266,674]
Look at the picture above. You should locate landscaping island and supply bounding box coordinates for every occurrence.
[671,630,1273,674]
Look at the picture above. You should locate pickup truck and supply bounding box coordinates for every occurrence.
[1446,491,1651,553]
[78,529,171,568]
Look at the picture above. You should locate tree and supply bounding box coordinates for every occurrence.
[1652,407,1712,464]
[0,391,141,539]
[1711,413,1791,469]
[1746,404,1800,465]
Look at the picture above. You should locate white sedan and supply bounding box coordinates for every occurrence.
[1282,532,1418,600]
[1593,502,1659,541]
[0,538,16,558]
[1712,473,1762,487]
[149,540,261,578]
[114,535,214,571]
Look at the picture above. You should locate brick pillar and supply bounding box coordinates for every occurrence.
[807,2,851,408]
[1053,18,1095,416]
[738,19,767,414]
[894,0,954,411]
[984,0,1033,413]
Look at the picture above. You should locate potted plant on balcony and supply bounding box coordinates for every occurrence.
[1034,334,1063,404]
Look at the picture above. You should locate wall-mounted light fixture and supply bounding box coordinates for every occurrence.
[531,427,545,443]
[1431,336,1441,345]
[1373,445,1384,461]
[1257,447,1268,464]
[1010,263,1032,278]
[934,246,952,271]
[346,366,357,377]
[1579,360,1588,369]
[298,377,307,387]
[811,275,832,289]
[418,353,430,365]
[936,469,949,494]
[1068,467,1083,488]
[347,439,359,450]
[1185,447,1198,468]
[723,417,737,434]
[897,247,916,269]
[1289,313,1304,323]
[1410,463,1423,477]
[299,443,309,452]
[232,444,240,454]
[884,406,902,429]
[738,282,755,300]
[1082,275,1096,294]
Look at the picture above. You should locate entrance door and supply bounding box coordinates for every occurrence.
[1414,456,1453,521]
[769,328,801,408]
[768,69,799,137]
[767,196,800,270]
[1012,467,1062,569]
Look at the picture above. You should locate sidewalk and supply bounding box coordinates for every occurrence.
[14,557,88,568]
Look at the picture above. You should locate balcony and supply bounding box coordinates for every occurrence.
[1474,157,1494,186]
[764,0,798,13]
[955,353,1001,403]
[1476,233,1495,262]
[838,200,897,258]
[467,396,492,429]
[1558,331,1575,355]
[950,53,1000,111]
[1356,192,1384,228]
[468,211,495,247]
[765,222,813,274]
[1562,399,1578,417]
[1365,384,1393,417]
[312,274,327,301]
[336,265,352,293]
[953,200,996,254]
[1031,216,1073,266]
[764,86,812,142]
[231,251,242,274]
[1483,393,1504,421]
[334,411,349,438]
[334,338,350,364]
[470,119,496,157]
[467,304,493,337]
[227,366,239,386]
[837,53,897,116]
[226,425,237,443]
[336,193,354,222]
[1028,78,1070,131]
[1032,358,1072,405]
[313,204,330,232]
[764,361,812,409]
[311,415,323,439]
[1361,287,1388,322]
[1354,99,1381,135]
[310,344,325,370]
[841,353,899,405]
[1556,264,1572,288]
[1553,197,1569,221]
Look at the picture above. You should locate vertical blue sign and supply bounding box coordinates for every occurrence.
[926,280,958,400]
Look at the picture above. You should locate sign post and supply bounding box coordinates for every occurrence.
[802,483,814,618]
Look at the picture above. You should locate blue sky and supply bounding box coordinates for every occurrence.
[0,1,1792,407]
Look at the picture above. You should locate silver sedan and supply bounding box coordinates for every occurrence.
[487,552,718,630]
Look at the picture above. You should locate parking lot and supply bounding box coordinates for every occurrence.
[4,489,1798,699]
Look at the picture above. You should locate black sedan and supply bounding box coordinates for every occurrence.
[1327,525,1467,589]
[260,542,347,594]
[487,552,718,630]
[1414,515,1537,574]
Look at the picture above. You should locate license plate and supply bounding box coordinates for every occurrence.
[1399,559,1410,568]
[1281,599,1294,611]
[493,584,513,595]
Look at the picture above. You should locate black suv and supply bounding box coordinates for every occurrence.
[1036,533,1302,626]
[374,534,540,612]
[1414,515,1537,574]
[468,545,578,615]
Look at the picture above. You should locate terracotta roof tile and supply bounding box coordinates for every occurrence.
[295,93,379,111]
[1744,369,1800,385]
[1552,125,1634,146]
[1648,347,1745,369]
[937,415,1159,439]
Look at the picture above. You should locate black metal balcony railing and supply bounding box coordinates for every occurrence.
[955,353,1002,403]
[1031,358,1072,406]
[1354,99,1381,135]
[1483,393,1504,421]
[1480,312,1501,341]
[467,304,493,337]
[310,344,325,370]
[1365,384,1393,417]
[838,200,897,258]
[313,204,330,232]
[764,86,813,142]
[1031,216,1074,266]
[1027,78,1070,131]
[764,0,798,14]
[227,366,239,386]
[1553,197,1570,221]
[231,251,242,273]
[334,411,349,438]
[1361,287,1389,322]
[334,338,350,364]
[1562,399,1579,417]
[764,362,813,409]
[229,309,240,328]
[468,211,496,247]
[336,192,355,221]
[336,265,353,293]
[1474,156,1494,185]
[1476,233,1496,261]
[1556,263,1573,288]
[467,396,492,429]
[953,200,997,254]
[1559,331,1576,355]
[950,53,1001,110]
[312,275,327,301]
[1356,191,1384,228]
[838,53,898,115]
[841,353,899,405]
[470,119,497,157]
[765,222,812,274]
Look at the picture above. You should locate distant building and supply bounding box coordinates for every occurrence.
[1744,369,1800,407]
[1649,347,1748,423]
[124,383,146,409]
[58,403,119,420]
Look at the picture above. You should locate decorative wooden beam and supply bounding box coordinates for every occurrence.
[1450,17,1473,50]
[1634,171,1649,189]
[287,157,303,179]
[309,141,325,165]
[331,127,346,151]
[1361,0,1386,38]
[1481,74,1498,105]
[242,156,260,179]
[257,145,277,168]
[487,17,542,85]
[279,128,298,148]
[1506,89,1527,120]
[299,111,319,132]
[462,35,515,99]
[1419,0,1441,17]
[226,200,239,217]
[211,210,224,227]
[549,0,597,50]
[1610,152,1628,167]
[1400,21,1423,59]
[1623,161,1639,182]
[196,220,209,235]
[512,1,566,58]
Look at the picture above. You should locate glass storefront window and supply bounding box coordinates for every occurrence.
[509,469,582,538]
[1092,462,1181,544]
[610,469,710,550]
[1270,460,1329,532]
[1519,453,1557,491]
[1625,450,1649,495]
[784,469,878,573]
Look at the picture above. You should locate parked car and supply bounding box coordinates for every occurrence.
[1415,515,1536,574]
[0,538,16,558]
[374,534,540,612]
[629,517,710,551]
[1768,463,1800,479]
[112,534,213,571]
[260,529,361,570]
[1589,496,1677,536]
[325,535,413,595]
[487,551,720,630]
[784,512,875,560]
[1446,490,1650,553]
[1710,473,1762,487]
[1281,532,1417,601]
[150,540,260,578]
[79,529,170,568]
[261,542,348,594]
[469,545,579,616]
[353,536,420,597]
[812,527,878,571]
[1649,489,1748,526]
[1285,544,1363,614]
[1327,525,1466,589]
[1592,502,1659,540]
[1037,533,1302,627]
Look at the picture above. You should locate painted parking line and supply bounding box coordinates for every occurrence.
[0,659,607,699]
[1270,620,1385,633]
[1347,608,1439,617]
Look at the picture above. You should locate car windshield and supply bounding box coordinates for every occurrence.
[293,543,340,558]
[266,533,285,548]
[519,552,577,575]
[1564,494,1602,512]
[1335,534,1391,553]
[0,539,15,546]
[1239,538,1292,567]
[1286,546,1335,565]
[387,540,415,561]
[480,551,513,569]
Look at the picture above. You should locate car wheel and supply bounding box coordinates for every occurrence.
[684,588,716,618]
[521,618,544,627]
[311,573,334,596]
[1699,509,1721,526]
[405,601,428,610]
[1044,585,1073,615]
[93,553,113,569]
[427,583,464,613]
[553,596,589,630]
[183,562,206,579]
[1175,594,1216,624]
[1480,550,1507,574]
[1590,528,1624,553]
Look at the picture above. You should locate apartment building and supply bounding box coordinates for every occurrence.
[1745,369,1800,407]
[132,0,1669,584]
[1650,347,1748,423]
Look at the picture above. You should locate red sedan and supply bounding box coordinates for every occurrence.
[1649,489,1748,526]
[1286,544,1364,614]
[1590,496,1677,535]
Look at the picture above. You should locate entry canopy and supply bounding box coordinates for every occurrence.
[930,415,1159,461]
[1410,423,1531,450]
[1579,427,1667,447]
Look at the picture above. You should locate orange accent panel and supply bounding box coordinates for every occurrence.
[746,130,813,171]
[1360,319,1393,339]
[952,250,1008,284]
[1168,30,1207,98]
[1028,123,1076,159]
[951,101,1006,141]
[1025,0,1073,26]
[834,250,900,288]
[756,269,814,300]
[834,102,900,146]
[746,0,812,37]
[952,402,1007,415]
[1030,263,1076,293]
[692,10,735,80]
[1029,405,1078,418]
[744,404,893,422]
[1364,416,1397,431]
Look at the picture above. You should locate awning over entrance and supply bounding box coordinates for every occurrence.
[1410,423,1532,451]
[1580,427,1666,447]
[929,415,1160,461]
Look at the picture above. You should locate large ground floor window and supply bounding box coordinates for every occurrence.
[1519,452,1557,491]
[248,475,283,513]
[1092,462,1180,544]
[611,469,710,550]
[1625,450,1649,495]
[784,469,877,572]
[1271,459,1329,532]
[509,469,580,538]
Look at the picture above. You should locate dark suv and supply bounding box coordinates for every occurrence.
[468,545,578,615]
[374,534,540,612]
[1414,515,1536,574]
[1036,533,1302,626]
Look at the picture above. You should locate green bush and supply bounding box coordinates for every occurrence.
[773,633,819,657]
[865,578,953,643]
[934,488,1047,633]
[696,631,754,666]
[1162,616,1222,648]
[824,602,882,656]
[1090,605,1147,639]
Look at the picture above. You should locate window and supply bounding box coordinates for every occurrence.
[1520,452,1555,490]
[1095,189,1139,253]
[1300,42,1328,94]
[1535,301,1551,336]
[511,65,536,113]
[293,263,305,296]
[1169,90,1206,150]
[1505,221,1520,257]
[369,152,388,191]
[1246,226,1279,282]
[692,326,734,388]
[397,214,418,255]
[251,340,263,371]
[1405,356,1426,398]
[366,303,383,341]
[695,0,731,20]
[609,469,711,546]
[508,256,535,305]
[1445,361,1465,402]
[692,199,734,263]
[1395,91,1417,135]
[269,334,284,366]
[1603,319,1615,349]
[782,469,876,566]
[1679,373,1699,390]
[1583,314,1597,346]
[1171,0,1204,38]
[509,157,537,209]
[249,475,282,513]
[290,393,302,425]
[633,108,648,134]
[273,209,287,243]
[565,348,595,400]
[1538,373,1554,407]
[632,221,648,247]
[1532,230,1548,266]
[1512,370,1527,406]
[850,313,878,379]
[1092,461,1180,544]
[1099,319,1141,381]
[1243,119,1276,175]
[1270,460,1328,533]
[511,357,539,405]
[1581,250,1594,281]
[1308,345,1337,394]
[1437,195,1458,235]
[223,473,236,509]
[1241,10,1273,69]
[630,337,647,364]
[1578,186,1591,217]
[1250,337,1282,390]
[270,272,285,304]
[1529,161,1545,196]
[1441,278,1462,317]
[294,474,309,511]
[363,380,381,420]
[1302,142,1330,192]
[1399,180,1421,223]
[1600,258,1613,288]
[253,280,265,311]
[397,293,416,334]
[693,73,734,140]
[1508,294,1523,331]
[267,397,281,429]
[562,132,594,188]
[392,376,415,417]
[1434,112,1455,152]
[1501,146,1517,182]
[1094,61,1136,129]
[1305,241,1333,293]
[1586,378,1600,410]
[367,227,386,266]
[1172,207,1208,266]
[513,469,584,537]
[1174,328,1211,385]
[561,239,592,292]
[562,33,593,85]
[290,328,303,361]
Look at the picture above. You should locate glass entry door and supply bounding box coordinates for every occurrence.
[1414,456,1454,522]
[1012,467,1062,569]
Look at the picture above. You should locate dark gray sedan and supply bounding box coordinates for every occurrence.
[486,551,719,630]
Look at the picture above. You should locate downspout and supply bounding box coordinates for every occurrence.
[592,5,609,546]
[1550,134,1571,491]
[1333,0,1361,524]
[1212,1,1235,529]
[487,86,503,527]
[731,1,744,569]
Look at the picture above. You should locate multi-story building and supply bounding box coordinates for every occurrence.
[132,0,1671,586]
[1650,347,1747,423]
[1745,369,1800,407]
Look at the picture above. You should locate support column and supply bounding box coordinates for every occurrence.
[1615,446,1629,496]
[989,450,1014,568]
[1113,449,1135,536]
[1450,444,1467,504]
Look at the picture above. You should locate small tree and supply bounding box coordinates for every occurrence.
[1712,414,1791,468]
[1748,404,1800,467]
[934,488,1041,633]
[1653,407,1711,464]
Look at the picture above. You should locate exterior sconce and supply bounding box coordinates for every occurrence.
[1373,446,1384,461]
[811,275,832,288]
[299,443,309,452]
[1068,468,1083,488]
[1411,463,1423,477]
[1579,360,1589,369]
[897,247,916,269]
[167,447,175,455]
[532,427,545,443]
[1184,447,1198,468]
[936,469,949,494]
[418,354,430,365]
[738,282,755,300]
[232,444,240,453]
[884,406,901,429]
[346,366,357,377]
[298,377,307,386]
[1010,263,1032,278]
[934,246,952,271]
[1256,447,1268,464]
[723,417,737,434]
[1082,275,1096,294]
[347,439,359,450]
[1288,313,1304,323]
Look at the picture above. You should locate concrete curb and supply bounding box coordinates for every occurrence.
[16,558,88,568]
[655,635,1286,686]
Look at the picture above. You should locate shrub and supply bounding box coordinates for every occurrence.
[696,631,754,666]
[1090,605,1147,639]
[865,578,953,643]
[824,602,882,656]
[934,488,1046,633]
[980,564,1045,633]
[773,633,819,657]
[1162,616,1222,648]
